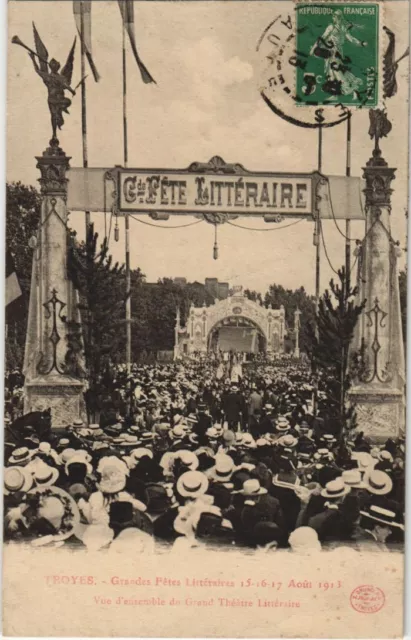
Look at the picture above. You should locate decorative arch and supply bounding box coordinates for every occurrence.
[174,288,285,357]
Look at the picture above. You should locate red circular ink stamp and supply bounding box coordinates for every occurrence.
[350,585,385,614]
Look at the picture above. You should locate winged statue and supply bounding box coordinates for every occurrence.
[12,24,77,142]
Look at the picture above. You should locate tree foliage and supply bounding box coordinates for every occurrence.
[68,225,129,418]
[6,183,41,370]
[308,266,366,438]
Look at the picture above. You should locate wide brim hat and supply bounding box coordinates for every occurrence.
[341,469,365,489]
[363,469,393,495]
[321,479,351,499]
[176,470,209,498]
[241,434,257,449]
[97,469,127,494]
[28,485,81,541]
[276,421,290,433]
[278,435,298,448]
[8,447,33,466]
[33,464,60,488]
[4,465,33,495]
[74,523,114,551]
[176,450,199,470]
[130,447,154,461]
[235,478,267,496]
[359,504,404,529]
[140,432,157,442]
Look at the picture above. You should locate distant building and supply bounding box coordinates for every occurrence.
[217,282,229,300]
[171,277,230,301]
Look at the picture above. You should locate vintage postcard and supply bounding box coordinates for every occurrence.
[3,0,408,637]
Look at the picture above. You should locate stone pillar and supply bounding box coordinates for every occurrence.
[349,142,405,441]
[173,306,181,360]
[279,305,285,353]
[23,140,85,427]
[294,307,301,358]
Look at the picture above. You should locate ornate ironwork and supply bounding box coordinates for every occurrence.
[36,141,70,196]
[194,212,238,224]
[188,156,247,175]
[361,297,392,384]
[37,289,67,375]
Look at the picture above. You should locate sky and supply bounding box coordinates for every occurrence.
[7,0,409,295]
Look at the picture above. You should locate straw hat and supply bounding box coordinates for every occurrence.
[276,418,290,433]
[97,467,127,494]
[8,447,33,466]
[28,485,80,541]
[176,450,199,471]
[241,433,256,449]
[60,448,76,464]
[359,504,403,529]
[130,447,153,461]
[278,434,298,449]
[235,478,267,496]
[289,526,321,552]
[176,471,209,498]
[321,478,350,499]
[209,454,235,482]
[4,466,33,495]
[341,469,365,488]
[75,523,114,551]
[32,462,59,487]
[363,470,393,495]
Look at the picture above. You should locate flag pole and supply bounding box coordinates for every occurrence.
[122,22,132,388]
[80,1,90,235]
[313,124,323,416]
[345,113,352,288]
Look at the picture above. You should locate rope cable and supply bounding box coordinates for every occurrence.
[320,221,340,276]
[226,218,304,232]
[129,215,204,229]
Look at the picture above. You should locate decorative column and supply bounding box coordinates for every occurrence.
[279,305,285,353]
[349,112,405,441]
[173,306,181,360]
[294,307,301,358]
[23,139,85,427]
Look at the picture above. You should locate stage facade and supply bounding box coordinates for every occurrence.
[174,287,285,358]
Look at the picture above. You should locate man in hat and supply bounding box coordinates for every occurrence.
[192,403,213,445]
[355,499,404,550]
[222,384,244,430]
[307,478,355,543]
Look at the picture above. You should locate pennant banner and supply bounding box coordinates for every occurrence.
[73,0,100,82]
[118,0,156,84]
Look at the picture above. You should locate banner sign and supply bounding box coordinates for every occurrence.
[116,157,317,217]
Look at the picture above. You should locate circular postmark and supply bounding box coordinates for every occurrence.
[350,585,385,614]
[257,3,381,128]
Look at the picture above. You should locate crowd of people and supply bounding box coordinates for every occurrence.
[3,359,405,554]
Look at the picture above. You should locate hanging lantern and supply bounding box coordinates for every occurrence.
[114,216,120,242]
[213,223,219,260]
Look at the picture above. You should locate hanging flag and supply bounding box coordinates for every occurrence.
[6,250,22,308]
[73,1,100,82]
[118,0,156,84]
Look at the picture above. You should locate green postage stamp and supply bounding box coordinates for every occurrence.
[296,3,379,107]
